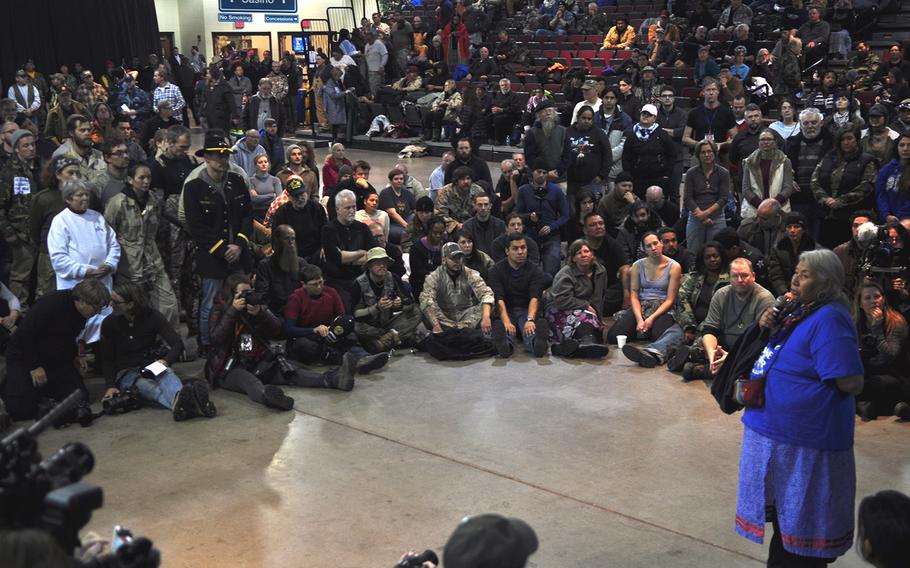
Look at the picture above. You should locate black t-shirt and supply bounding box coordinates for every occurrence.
[686,104,737,143]
[591,235,629,287]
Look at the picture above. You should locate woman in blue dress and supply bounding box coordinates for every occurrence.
[735,249,864,566]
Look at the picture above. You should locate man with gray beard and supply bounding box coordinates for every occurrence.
[784,107,832,240]
[254,224,313,315]
[523,100,569,183]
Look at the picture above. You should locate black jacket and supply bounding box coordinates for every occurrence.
[243,94,284,136]
[622,128,675,180]
[271,200,327,260]
[565,124,612,183]
[204,80,239,132]
[443,155,493,187]
[254,256,311,315]
[183,171,254,279]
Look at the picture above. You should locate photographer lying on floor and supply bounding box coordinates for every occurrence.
[101,281,215,422]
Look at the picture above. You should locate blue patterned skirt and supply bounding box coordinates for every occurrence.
[735,427,855,559]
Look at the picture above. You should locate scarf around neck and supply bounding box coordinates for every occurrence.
[633,122,658,141]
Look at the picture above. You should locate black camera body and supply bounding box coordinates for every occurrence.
[36,398,98,429]
[240,289,265,306]
[102,388,142,415]
[396,549,439,568]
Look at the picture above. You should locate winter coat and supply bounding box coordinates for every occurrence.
[322,78,347,126]
[549,261,608,312]
[431,90,463,123]
[0,157,40,245]
[768,234,819,296]
[740,149,795,220]
[103,187,164,281]
[205,299,283,385]
[674,271,731,329]
[44,101,89,145]
[204,80,238,132]
[621,127,675,180]
[243,94,284,135]
[811,150,878,220]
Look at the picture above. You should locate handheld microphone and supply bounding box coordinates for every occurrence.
[771,294,792,324]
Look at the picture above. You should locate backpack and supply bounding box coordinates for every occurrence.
[710,322,769,414]
[420,328,494,360]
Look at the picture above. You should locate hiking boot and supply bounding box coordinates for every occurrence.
[492,322,512,358]
[190,380,217,418]
[894,402,910,421]
[574,335,609,359]
[667,345,690,372]
[532,328,549,358]
[263,385,295,411]
[682,363,709,382]
[356,352,390,375]
[172,387,198,421]
[329,352,357,391]
[622,345,657,368]
[551,338,579,357]
[856,401,876,422]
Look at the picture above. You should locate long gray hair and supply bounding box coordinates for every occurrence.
[60,177,92,202]
[798,249,847,305]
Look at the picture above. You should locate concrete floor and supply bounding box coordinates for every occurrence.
[31,349,910,568]
[19,147,910,567]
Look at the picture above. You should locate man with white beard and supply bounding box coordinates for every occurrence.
[523,100,569,184]
[783,107,832,239]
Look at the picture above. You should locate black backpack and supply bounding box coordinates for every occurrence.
[710,322,769,415]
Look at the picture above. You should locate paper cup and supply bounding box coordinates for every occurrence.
[616,335,627,349]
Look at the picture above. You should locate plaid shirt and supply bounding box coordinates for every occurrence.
[153,82,186,114]
[264,190,290,227]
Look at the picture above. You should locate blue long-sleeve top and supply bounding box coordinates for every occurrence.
[875,159,910,220]
[514,182,569,241]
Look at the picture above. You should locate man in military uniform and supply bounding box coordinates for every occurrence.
[182,130,253,353]
[0,130,41,304]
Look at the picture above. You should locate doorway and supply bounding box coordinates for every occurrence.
[159,32,175,58]
[211,33,273,59]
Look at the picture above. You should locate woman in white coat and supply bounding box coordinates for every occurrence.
[740,129,795,221]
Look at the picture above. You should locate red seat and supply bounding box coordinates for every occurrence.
[569,35,586,43]
[542,49,559,59]
[657,67,674,79]
[682,86,702,99]
[614,50,634,60]
[577,50,596,59]
[561,50,575,59]
[586,35,604,43]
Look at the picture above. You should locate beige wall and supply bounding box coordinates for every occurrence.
[155,0,350,60]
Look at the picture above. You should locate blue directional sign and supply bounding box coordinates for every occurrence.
[219,0,297,13]
[218,13,253,22]
[265,14,299,23]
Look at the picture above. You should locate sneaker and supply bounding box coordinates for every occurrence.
[532,330,549,358]
[550,338,579,357]
[667,345,690,372]
[894,402,910,421]
[856,401,876,422]
[622,345,657,368]
[331,352,357,391]
[191,380,217,418]
[682,363,708,382]
[492,323,512,358]
[356,351,390,375]
[172,387,198,421]
[262,385,295,411]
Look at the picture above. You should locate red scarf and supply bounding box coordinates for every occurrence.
[442,22,469,61]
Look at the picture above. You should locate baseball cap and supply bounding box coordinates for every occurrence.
[869,103,888,117]
[442,242,466,258]
[443,514,539,568]
[899,98,910,110]
[641,103,658,116]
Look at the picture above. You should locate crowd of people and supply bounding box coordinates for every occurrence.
[0,0,909,565]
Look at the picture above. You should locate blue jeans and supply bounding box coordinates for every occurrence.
[644,324,683,361]
[117,367,183,410]
[685,211,726,255]
[539,237,562,277]
[389,215,412,245]
[503,307,537,354]
[199,278,222,347]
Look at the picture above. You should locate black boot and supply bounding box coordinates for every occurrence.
[575,334,609,358]
[326,352,357,391]
[492,320,513,358]
[551,338,579,357]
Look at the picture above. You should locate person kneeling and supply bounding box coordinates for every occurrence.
[101,281,214,421]
[488,234,549,357]
[351,247,421,353]
[207,274,357,411]
[284,265,390,374]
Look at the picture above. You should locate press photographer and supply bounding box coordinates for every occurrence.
[206,274,358,411]
[395,513,538,568]
[1,280,109,421]
[853,220,910,310]
[101,281,215,422]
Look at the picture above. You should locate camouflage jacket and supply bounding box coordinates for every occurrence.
[103,188,164,280]
[420,265,494,329]
[674,270,730,329]
[0,156,40,244]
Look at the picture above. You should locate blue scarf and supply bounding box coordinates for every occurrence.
[633,122,658,141]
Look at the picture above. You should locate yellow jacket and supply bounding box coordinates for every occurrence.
[603,26,637,49]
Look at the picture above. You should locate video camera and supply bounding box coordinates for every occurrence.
[239,289,265,306]
[35,387,144,429]
[856,222,907,282]
[0,390,160,566]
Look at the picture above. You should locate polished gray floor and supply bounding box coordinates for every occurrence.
[25,147,910,567]
[31,347,910,568]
